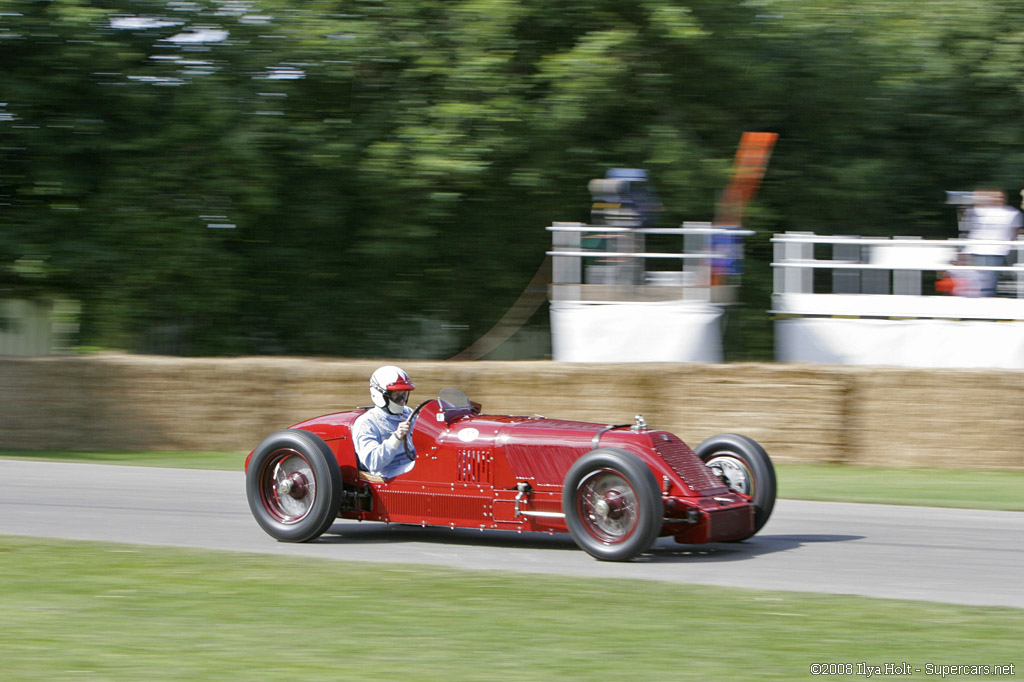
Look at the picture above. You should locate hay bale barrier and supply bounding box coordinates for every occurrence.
[0,355,1021,470]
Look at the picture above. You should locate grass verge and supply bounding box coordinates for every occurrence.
[1,536,1020,681]
[776,463,1024,511]
[0,449,243,471]
[2,449,1022,511]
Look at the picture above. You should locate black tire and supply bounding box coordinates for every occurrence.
[562,448,663,561]
[696,433,776,537]
[246,429,342,543]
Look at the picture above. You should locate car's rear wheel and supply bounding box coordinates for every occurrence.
[562,449,663,561]
[246,429,342,542]
[696,433,776,537]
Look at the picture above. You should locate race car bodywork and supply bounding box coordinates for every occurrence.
[245,388,776,561]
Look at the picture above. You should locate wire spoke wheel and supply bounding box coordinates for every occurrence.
[704,454,753,497]
[245,429,342,543]
[577,469,640,544]
[260,449,316,523]
[563,449,662,561]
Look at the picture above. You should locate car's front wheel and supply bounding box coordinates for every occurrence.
[246,429,342,542]
[696,433,776,538]
[562,448,663,561]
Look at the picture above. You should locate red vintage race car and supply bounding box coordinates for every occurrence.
[244,388,776,561]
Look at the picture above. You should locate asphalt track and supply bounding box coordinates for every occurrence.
[1,459,1021,609]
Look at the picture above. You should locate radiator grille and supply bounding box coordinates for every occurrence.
[655,438,727,494]
[706,505,754,541]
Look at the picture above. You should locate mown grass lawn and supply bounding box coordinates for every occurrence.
[1,536,1020,681]
[0,449,244,471]
[776,463,1024,511]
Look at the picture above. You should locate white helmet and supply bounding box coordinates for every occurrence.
[369,365,415,415]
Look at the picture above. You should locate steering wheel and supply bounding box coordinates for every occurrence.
[404,399,434,461]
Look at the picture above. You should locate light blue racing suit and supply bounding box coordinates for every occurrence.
[353,405,415,479]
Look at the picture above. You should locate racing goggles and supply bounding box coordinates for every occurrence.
[388,390,409,405]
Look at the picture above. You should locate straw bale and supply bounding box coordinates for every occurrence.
[1,355,1021,470]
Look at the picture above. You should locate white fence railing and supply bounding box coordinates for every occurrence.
[547,222,753,304]
[772,232,1024,321]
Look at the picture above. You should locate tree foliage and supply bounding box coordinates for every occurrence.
[2,0,1023,358]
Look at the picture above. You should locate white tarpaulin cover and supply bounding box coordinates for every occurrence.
[776,317,1024,368]
[550,300,723,362]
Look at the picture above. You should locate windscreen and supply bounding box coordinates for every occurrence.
[438,387,472,409]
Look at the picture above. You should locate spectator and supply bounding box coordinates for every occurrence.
[960,190,1023,296]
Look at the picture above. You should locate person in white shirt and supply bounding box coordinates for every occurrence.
[353,365,416,478]
[961,190,1023,296]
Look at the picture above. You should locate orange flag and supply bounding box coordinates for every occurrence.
[714,131,778,227]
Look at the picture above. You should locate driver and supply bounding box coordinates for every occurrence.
[353,365,417,478]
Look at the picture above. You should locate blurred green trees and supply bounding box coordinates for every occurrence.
[2,0,1023,358]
